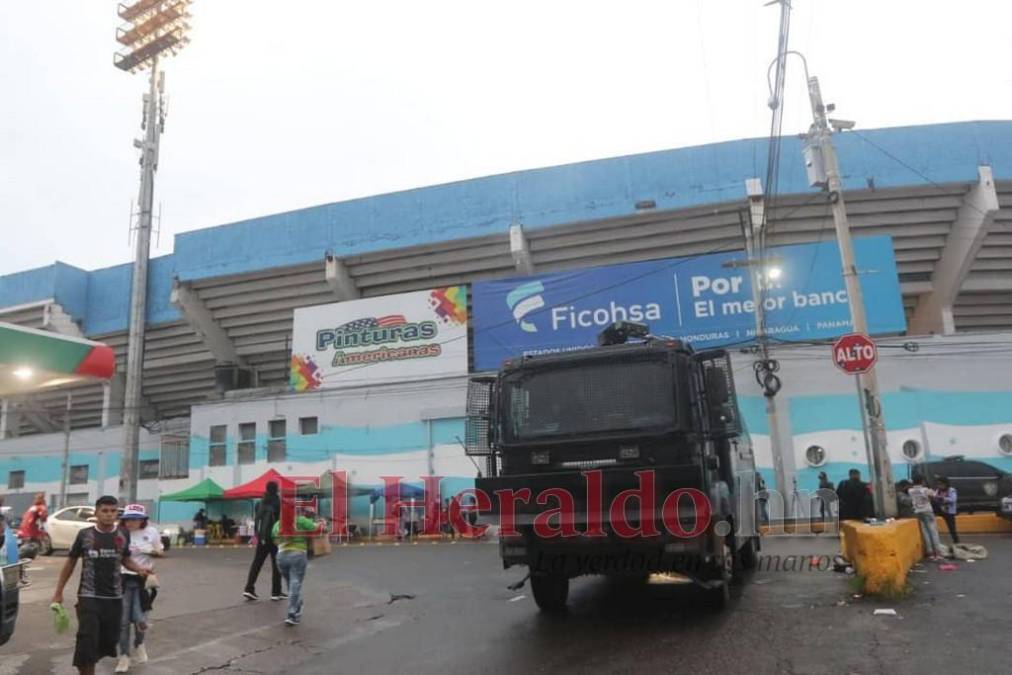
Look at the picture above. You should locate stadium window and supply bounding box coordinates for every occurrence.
[8,470,25,490]
[209,424,227,467]
[139,459,160,480]
[268,419,287,463]
[238,422,256,465]
[70,464,89,485]
[160,434,190,479]
[299,416,318,435]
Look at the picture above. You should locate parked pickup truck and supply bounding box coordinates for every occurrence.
[0,560,24,646]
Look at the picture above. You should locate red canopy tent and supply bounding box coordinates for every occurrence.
[221,469,316,501]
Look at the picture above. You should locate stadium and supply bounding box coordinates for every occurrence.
[1,120,1011,523]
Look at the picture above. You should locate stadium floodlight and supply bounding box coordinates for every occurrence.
[115,1,193,503]
[114,0,192,72]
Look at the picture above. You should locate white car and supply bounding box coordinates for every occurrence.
[45,506,178,552]
[45,506,97,552]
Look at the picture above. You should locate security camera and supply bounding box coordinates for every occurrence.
[829,118,856,132]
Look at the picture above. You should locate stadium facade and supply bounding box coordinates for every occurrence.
[1,120,1011,522]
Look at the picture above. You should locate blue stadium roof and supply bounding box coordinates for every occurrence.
[2,120,1010,336]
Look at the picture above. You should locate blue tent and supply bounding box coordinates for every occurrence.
[368,483,427,504]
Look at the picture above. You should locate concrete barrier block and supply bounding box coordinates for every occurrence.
[940,513,1012,534]
[840,519,923,595]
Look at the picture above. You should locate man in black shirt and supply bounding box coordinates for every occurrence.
[836,469,873,521]
[244,481,284,601]
[51,496,152,675]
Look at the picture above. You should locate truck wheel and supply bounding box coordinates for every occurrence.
[706,542,733,608]
[739,536,759,571]
[530,573,569,612]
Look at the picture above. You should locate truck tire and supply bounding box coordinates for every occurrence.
[706,541,733,609]
[530,573,569,612]
[739,536,759,571]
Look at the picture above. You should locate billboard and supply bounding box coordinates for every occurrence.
[472,236,906,371]
[290,286,468,390]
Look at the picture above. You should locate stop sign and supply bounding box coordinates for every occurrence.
[832,333,878,374]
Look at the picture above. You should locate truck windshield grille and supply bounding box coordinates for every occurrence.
[502,359,676,442]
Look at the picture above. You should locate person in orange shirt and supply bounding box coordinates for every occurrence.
[18,492,48,549]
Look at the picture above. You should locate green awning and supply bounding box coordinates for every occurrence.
[0,322,116,395]
[160,478,226,502]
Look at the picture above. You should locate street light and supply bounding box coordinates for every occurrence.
[115,0,193,504]
[13,367,33,381]
[114,0,192,72]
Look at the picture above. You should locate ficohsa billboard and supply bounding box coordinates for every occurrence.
[472,237,906,371]
[290,287,468,390]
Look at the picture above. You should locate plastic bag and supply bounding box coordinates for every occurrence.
[2,523,18,563]
[50,603,70,634]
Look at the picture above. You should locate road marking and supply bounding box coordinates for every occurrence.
[316,615,406,650]
[145,624,278,665]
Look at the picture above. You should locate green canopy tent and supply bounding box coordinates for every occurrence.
[160,478,226,502]
[158,478,226,524]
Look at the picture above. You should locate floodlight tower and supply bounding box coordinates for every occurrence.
[115,0,192,503]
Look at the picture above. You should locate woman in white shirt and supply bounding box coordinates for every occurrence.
[116,504,163,673]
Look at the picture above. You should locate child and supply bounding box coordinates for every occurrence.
[51,496,151,675]
[909,476,943,560]
[115,504,163,673]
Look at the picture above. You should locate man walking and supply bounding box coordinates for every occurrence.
[51,496,152,675]
[272,505,321,626]
[244,481,284,601]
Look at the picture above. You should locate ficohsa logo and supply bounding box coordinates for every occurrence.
[506,281,545,333]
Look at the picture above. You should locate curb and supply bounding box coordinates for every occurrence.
[175,537,486,550]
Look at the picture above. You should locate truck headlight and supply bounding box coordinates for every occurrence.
[531,451,550,465]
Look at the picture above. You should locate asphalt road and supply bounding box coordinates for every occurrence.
[2,533,1009,674]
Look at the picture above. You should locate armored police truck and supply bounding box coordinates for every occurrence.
[467,322,760,611]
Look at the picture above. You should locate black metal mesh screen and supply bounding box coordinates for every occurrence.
[465,379,494,455]
[504,359,675,441]
[698,351,740,432]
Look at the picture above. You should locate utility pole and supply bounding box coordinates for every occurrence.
[804,76,897,518]
[59,393,72,508]
[742,179,789,513]
[121,58,163,503]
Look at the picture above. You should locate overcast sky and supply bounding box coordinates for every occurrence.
[1,0,1009,276]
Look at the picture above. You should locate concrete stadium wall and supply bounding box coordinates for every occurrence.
[3,121,1011,334]
[0,425,161,509]
[1,332,1010,526]
[733,333,1012,516]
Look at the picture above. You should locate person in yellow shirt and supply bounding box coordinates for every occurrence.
[271,505,320,626]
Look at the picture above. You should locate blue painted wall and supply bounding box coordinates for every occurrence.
[2,121,1010,336]
[790,390,1012,434]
